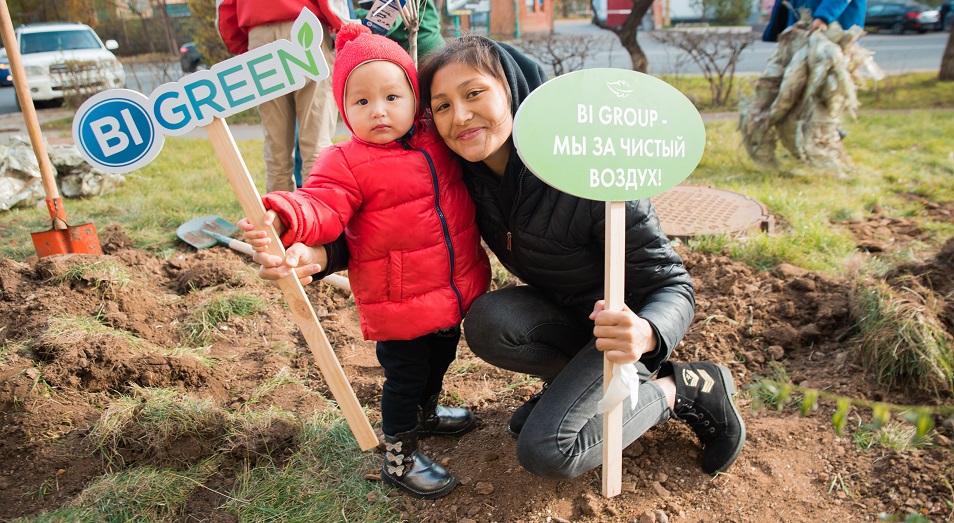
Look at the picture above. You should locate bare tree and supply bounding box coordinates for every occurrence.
[650,28,756,106]
[589,0,655,72]
[153,0,179,56]
[941,28,954,81]
[515,32,605,76]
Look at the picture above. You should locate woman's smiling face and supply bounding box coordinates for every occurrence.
[429,62,513,176]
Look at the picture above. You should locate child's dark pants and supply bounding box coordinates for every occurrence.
[375,327,460,436]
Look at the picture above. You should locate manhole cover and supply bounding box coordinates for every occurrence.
[650,185,774,239]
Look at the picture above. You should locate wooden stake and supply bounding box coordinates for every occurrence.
[602,200,626,497]
[204,117,378,451]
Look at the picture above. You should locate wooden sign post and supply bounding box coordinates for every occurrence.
[512,69,706,497]
[71,9,378,451]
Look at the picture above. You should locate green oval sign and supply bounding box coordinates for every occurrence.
[513,69,705,202]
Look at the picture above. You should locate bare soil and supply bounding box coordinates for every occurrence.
[1,219,952,523]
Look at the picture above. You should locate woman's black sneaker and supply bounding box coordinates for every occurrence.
[667,361,746,474]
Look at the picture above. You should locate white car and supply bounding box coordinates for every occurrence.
[13,22,125,105]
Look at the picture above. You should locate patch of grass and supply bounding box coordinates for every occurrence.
[850,276,954,396]
[223,408,300,457]
[16,462,216,522]
[39,115,74,132]
[857,72,954,111]
[685,110,954,273]
[162,345,215,367]
[447,359,485,377]
[88,385,228,465]
[180,293,268,345]
[0,340,26,364]
[245,367,307,408]
[853,422,932,452]
[226,410,400,523]
[7,105,953,274]
[685,233,732,256]
[49,259,131,293]
[749,362,798,411]
[660,73,756,109]
[43,315,143,349]
[226,107,263,125]
[0,137,262,260]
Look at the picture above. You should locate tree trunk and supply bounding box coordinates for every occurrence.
[591,0,654,72]
[941,27,954,81]
[155,0,179,55]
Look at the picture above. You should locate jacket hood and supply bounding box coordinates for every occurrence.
[481,38,548,117]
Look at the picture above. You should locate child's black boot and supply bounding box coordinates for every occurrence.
[381,429,457,499]
[417,392,476,437]
[665,361,746,474]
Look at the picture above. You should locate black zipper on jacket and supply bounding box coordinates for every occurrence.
[507,167,528,252]
[402,138,466,320]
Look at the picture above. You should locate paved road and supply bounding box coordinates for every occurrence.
[552,18,950,75]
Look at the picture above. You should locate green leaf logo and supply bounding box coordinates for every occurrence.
[298,23,314,48]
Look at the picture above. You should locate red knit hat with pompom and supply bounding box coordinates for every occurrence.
[332,23,419,132]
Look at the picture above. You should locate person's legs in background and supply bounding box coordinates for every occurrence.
[249,22,298,193]
[295,25,337,186]
[293,123,303,188]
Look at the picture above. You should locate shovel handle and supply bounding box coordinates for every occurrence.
[0,0,61,206]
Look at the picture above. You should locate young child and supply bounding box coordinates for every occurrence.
[239,24,490,499]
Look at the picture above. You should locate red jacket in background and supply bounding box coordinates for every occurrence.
[262,119,491,342]
[217,0,345,54]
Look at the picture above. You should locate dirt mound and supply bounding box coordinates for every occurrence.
[0,226,952,522]
[35,329,215,392]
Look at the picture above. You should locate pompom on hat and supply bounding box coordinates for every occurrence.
[332,24,419,131]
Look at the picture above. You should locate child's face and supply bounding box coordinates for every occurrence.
[344,60,416,145]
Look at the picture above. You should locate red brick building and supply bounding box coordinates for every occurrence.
[489,0,554,38]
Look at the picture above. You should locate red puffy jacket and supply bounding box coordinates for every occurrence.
[262,120,491,341]
[217,0,346,54]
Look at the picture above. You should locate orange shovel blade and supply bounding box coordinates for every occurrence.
[31,222,103,257]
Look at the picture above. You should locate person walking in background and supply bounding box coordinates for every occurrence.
[763,0,867,41]
[238,25,491,499]
[217,0,349,192]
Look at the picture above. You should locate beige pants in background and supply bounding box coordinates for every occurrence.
[249,21,338,193]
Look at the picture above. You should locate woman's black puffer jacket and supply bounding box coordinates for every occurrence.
[462,40,696,371]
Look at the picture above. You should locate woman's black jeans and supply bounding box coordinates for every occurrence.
[463,286,670,480]
[375,327,460,436]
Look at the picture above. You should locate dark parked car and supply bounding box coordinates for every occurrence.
[866,1,941,33]
[179,42,207,73]
[0,56,11,87]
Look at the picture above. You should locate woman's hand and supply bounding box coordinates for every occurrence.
[237,210,286,252]
[252,243,326,286]
[590,300,657,365]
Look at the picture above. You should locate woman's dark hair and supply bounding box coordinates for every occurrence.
[418,36,511,113]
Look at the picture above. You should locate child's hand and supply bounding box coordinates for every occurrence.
[253,243,327,287]
[237,210,286,252]
[590,300,657,365]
